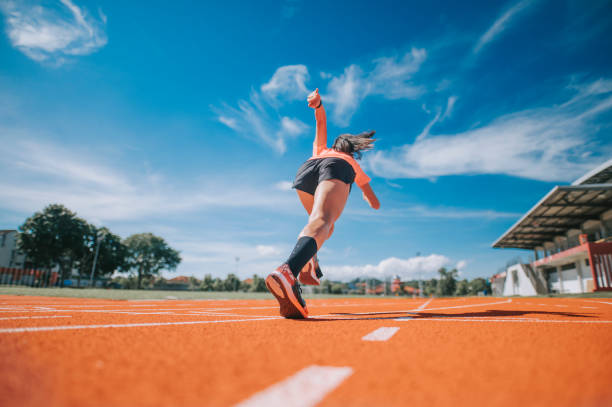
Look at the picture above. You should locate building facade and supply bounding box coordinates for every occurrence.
[0,230,26,269]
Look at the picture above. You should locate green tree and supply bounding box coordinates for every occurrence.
[77,226,127,287]
[123,233,181,289]
[212,277,224,291]
[469,277,491,295]
[18,204,88,287]
[436,268,458,297]
[455,279,469,296]
[224,273,241,291]
[249,274,267,292]
[200,274,214,291]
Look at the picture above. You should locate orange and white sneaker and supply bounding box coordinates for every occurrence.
[265,264,308,319]
[299,254,323,286]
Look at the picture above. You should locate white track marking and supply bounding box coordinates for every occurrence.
[394,298,432,321]
[0,316,282,334]
[0,315,72,321]
[405,318,612,324]
[554,305,569,308]
[417,298,433,311]
[317,298,512,318]
[585,300,612,305]
[233,365,353,407]
[362,327,400,341]
[581,306,597,309]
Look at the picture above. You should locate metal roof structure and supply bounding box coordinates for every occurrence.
[572,158,612,186]
[493,184,612,250]
[493,158,612,250]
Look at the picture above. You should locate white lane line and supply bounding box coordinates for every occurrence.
[0,316,282,334]
[395,298,433,321]
[326,298,512,318]
[362,327,400,342]
[233,365,353,407]
[0,315,72,321]
[405,318,612,324]
[417,298,433,311]
[586,300,612,305]
[554,305,569,308]
[581,306,597,309]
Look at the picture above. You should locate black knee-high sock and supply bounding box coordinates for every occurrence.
[286,236,318,278]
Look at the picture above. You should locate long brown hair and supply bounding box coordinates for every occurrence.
[332,130,376,160]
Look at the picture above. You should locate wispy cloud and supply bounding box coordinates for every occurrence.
[368,79,612,182]
[261,64,309,103]
[325,254,455,281]
[472,0,538,55]
[215,67,310,154]
[0,136,297,221]
[325,48,427,126]
[346,205,521,220]
[0,0,107,64]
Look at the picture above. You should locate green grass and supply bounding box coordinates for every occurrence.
[0,286,383,300]
[2,286,610,300]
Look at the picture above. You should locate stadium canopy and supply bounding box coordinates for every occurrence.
[492,184,612,250]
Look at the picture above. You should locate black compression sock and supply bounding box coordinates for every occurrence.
[286,236,318,278]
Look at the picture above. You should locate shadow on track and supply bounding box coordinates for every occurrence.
[301,309,596,322]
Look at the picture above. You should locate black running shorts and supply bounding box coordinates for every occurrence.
[292,157,356,195]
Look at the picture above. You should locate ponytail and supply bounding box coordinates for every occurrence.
[332,130,376,160]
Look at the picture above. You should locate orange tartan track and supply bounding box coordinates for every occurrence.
[0,294,611,407]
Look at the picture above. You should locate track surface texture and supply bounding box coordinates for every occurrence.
[1,295,611,407]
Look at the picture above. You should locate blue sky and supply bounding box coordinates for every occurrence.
[1,0,611,281]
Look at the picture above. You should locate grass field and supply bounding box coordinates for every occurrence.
[0,294,611,406]
[1,285,611,300]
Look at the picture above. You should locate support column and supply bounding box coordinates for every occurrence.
[557,265,564,294]
[576,258,585,293]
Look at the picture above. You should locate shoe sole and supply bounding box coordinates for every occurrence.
[265,272,308,319]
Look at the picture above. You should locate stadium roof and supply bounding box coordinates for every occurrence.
[492,184,612,249]
[572,158,612,186]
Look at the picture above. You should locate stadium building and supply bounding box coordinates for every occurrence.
[492,158,612,295]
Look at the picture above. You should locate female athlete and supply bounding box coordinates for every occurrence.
[265,88,380,319]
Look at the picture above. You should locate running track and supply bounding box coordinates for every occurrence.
[1,295,611,407]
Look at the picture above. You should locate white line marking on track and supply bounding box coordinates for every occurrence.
[406,318,612,324]
[581,306,597,309]
[0,315,72,321]
[586,300,612,305]
[233,365,353,407]
[417,298,433,311]
[362,327,400,341]
[0,316,282,334]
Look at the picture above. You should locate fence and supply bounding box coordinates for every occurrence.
[0,267,59,287]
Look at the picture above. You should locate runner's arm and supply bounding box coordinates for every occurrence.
[308,88,327,155]
[360,183,380,210]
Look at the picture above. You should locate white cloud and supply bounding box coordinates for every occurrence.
[218,116,238,130]
[0,0,107,64]
[456,260,467,270]
[216,68,310,154]
[325,48,427,126]
[367,79,612,182]
[346,205,521,220]
[275,181,294,191]
[324,254,452,281]
[441,96,458,121]
[473,0,537,55]
[256,245,282,257]
[261,64,309,102]
[0,136,298,221]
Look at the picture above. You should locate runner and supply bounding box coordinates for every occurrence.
[265,88,380,319]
